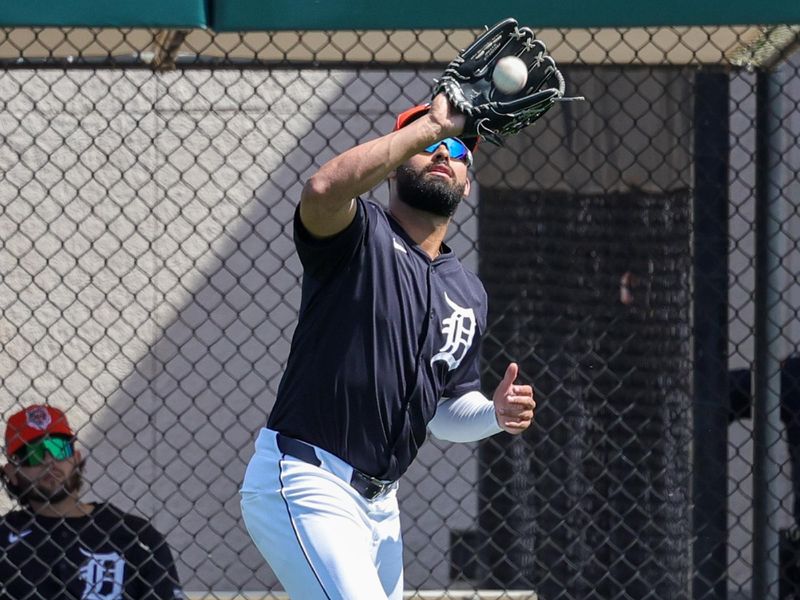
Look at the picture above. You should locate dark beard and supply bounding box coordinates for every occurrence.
[395,164,465,218]
[9,464,84,506]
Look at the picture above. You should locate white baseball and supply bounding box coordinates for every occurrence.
[492,55,528,95]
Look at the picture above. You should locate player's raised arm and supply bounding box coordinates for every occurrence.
[298,94,464,238]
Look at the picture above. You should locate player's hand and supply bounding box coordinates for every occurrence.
[492,362,535,434]
[429,92,466,139]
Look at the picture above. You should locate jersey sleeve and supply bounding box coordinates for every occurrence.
[443,333,482,398]
[294,198,367,281]
[132,519,184,600]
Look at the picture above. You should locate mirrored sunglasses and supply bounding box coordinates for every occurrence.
[13,437,74,467]
[423,138,473,166]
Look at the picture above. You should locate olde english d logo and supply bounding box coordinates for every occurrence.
[431,292,476,371]
[79,548,125,600]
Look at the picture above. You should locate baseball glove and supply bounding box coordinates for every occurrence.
[434,18,576,146]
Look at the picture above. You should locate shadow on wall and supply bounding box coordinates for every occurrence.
[0,66,486,592]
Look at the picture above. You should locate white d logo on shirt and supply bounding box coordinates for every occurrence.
[79,548,126,600]
[431,292,476,371]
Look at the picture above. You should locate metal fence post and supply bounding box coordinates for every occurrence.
[752,66,787,600]
[692,69,730,600]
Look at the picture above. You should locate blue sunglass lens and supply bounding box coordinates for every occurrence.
[423,138,470,161]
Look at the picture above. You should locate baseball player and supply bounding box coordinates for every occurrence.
[1,405,184,600]
[239,91,536,600]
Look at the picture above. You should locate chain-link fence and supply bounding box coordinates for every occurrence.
[1,22,800,600]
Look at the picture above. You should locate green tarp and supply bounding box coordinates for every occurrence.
[0,0,206,28]
[211,0,800,30]
[2,0,799,29]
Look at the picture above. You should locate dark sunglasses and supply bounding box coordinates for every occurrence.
[12,437,75,467]
[423,138,473,166]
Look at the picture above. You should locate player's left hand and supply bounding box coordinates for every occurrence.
[429,91,466,140]
[492,362,535,434]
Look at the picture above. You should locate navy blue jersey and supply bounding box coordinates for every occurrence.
[0,503,183,600]
[267,198,487,480]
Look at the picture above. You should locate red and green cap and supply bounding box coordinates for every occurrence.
[5,405,74,456]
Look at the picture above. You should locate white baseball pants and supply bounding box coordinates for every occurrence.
[240,428,403,600]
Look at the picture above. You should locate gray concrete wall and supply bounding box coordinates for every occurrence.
[0,67,481,592]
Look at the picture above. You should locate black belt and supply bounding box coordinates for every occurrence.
[276,434,396,501]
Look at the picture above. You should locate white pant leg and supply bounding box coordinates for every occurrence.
[371,496,403,600]
[240,428,403,600]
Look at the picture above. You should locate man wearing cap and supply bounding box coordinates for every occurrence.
[240,92,536,599]
[1,404,184,600]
